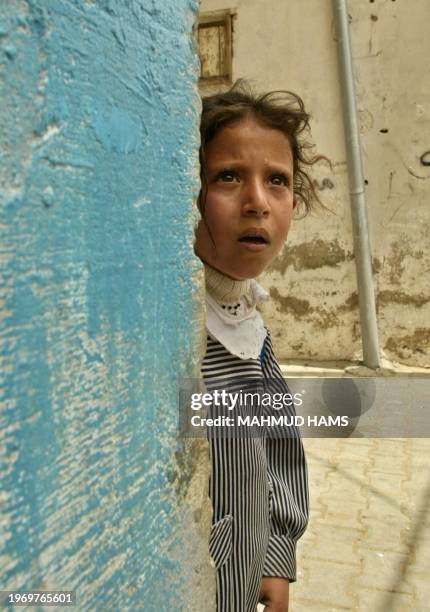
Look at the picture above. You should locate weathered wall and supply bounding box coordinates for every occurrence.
[0,1,213,610]
[199,0,430,367]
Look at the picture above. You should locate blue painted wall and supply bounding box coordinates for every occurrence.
[0,1,205,609]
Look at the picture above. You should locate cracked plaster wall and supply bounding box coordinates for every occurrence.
[200,0,430,367]
[0,1,212,609]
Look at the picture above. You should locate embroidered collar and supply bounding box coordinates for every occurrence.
[204,264,269,360]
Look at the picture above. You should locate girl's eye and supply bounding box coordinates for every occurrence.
[270,174,289,186]
[216,170,239,183]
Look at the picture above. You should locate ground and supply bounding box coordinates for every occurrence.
[259,355,429,611]
[259,437,430,612]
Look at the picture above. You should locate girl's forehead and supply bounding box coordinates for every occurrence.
[205,118,293,165]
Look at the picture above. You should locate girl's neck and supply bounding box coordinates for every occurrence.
[204,264,253,302]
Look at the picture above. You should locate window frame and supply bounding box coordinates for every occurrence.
[197,9,236,87]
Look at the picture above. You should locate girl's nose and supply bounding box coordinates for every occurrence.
[242,179,269,217]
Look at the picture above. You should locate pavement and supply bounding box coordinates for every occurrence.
[258,356,430,610]
[262,437,430,612]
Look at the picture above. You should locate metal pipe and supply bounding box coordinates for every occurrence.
[333,0,380,368]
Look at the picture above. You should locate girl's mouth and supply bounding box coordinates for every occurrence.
[239,235,267,244]
[238,231,270,252]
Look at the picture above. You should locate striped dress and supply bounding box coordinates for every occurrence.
[202,331,309,612]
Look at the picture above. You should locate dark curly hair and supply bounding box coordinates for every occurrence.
[199,80,326,216]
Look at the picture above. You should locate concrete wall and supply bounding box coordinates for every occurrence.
[199,0,430,367]
[0,1,213,609]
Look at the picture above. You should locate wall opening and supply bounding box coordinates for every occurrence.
[197,10,235,90]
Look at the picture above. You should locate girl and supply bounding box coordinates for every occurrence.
[194,81,323,612]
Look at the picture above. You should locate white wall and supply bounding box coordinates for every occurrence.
[199,0,430,366]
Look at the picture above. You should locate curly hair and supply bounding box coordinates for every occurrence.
[199,80,326,216]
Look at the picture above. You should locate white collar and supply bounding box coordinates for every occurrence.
[204,265,269,360]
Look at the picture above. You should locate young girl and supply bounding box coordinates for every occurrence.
[194,81,322,612]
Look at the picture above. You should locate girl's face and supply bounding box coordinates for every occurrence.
[195,117,295,280]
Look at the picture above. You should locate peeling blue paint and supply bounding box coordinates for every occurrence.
[91,105,145,154]
[0,0,201,610]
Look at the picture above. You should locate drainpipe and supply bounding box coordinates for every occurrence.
[333,0,380,369]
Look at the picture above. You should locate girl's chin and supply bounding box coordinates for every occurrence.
[195,253,268,280]
[219,264,265,281]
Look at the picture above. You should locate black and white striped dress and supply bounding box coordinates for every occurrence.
[203,331,309,612]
